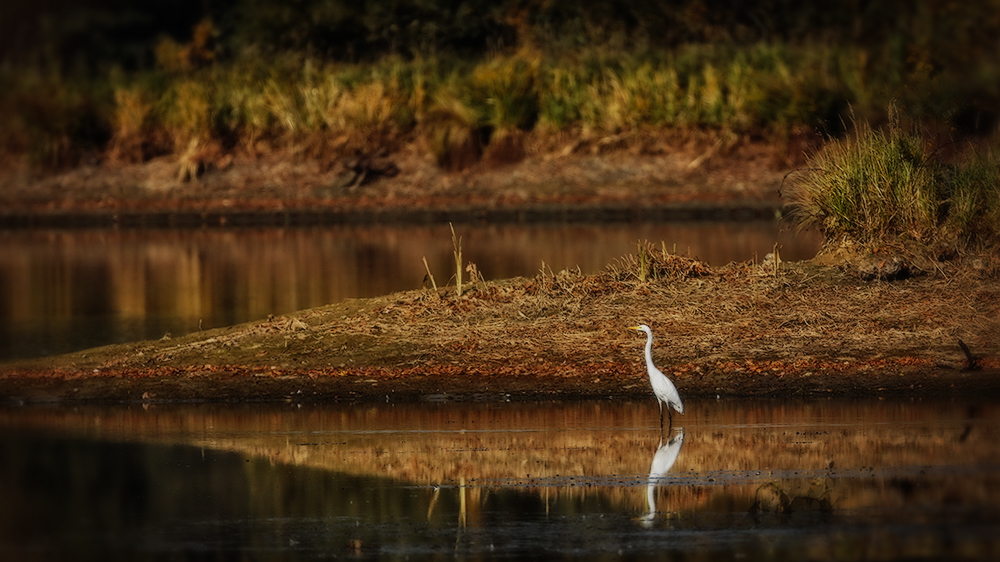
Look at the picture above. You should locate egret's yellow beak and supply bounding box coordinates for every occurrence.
[630,326,641,330]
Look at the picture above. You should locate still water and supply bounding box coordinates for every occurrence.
[0,221,820,360]
[1,399,997,560]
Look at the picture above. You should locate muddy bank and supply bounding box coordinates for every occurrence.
[2,258,998,404]
[0,132,793,226]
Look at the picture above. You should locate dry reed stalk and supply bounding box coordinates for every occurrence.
[422,256,438,290]
[450,223,463,296]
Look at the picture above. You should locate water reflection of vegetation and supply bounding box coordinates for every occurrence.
[0,431,682,557]
[3,399,1000,558]
[3,399,999,516]
[0,434,486,556]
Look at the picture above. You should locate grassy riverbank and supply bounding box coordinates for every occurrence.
[2,1,1000,174]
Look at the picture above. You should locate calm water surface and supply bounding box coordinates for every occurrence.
[1,398,997,560]
[0,221,820,360]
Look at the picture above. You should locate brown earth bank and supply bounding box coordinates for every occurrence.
[2,256,998,405]
[0,130,798,226]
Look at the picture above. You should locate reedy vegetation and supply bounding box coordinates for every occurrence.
[0,43,965,166]
[4,0,1000,170]
[787,113,1000,254]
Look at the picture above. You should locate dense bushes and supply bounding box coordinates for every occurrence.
[2,0,1000,170]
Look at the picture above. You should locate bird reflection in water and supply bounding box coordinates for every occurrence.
[640,427,685,526]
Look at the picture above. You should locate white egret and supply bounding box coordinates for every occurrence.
[631,324,684,428]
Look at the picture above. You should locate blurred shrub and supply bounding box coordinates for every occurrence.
[3,0,1000,175]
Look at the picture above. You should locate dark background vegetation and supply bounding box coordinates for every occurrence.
[2,1,1000,172]
[5,1,1000,72]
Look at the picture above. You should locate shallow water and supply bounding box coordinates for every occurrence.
[1,398,997,560]
[0,221,820,360]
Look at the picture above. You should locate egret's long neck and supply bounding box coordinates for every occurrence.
[644,331,654,371]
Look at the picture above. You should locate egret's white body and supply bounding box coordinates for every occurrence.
[632,324,684,427]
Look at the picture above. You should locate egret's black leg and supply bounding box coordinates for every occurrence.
[658,403,665,439]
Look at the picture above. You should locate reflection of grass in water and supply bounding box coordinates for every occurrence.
[4,400,998,518]
[3,434,994,559]
[749,479,835,515]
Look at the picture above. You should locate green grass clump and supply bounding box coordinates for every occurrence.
[941,148,1000,245]
[422,83,484,170]
[471,54,540,132]
[420,52,540,168]
[787,114,1000,254]
[472,54,539,164]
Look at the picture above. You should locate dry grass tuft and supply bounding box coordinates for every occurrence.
[605,241,712,282]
